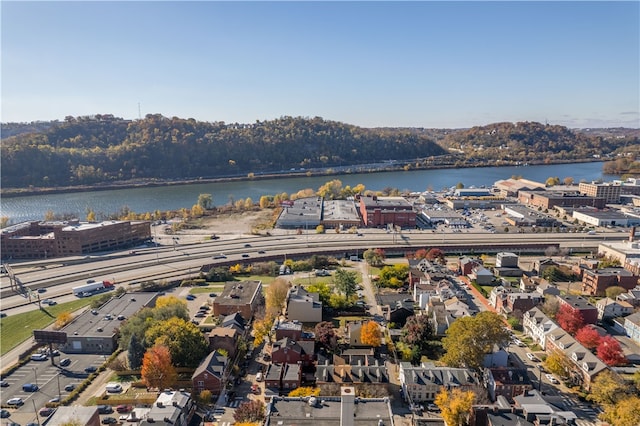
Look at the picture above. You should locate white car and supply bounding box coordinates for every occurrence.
[545,374,559,384]
[6,397,23,406]
[526,352,539,362]
[512,338,525,347]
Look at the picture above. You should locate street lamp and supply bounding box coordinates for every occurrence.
[56,373,61,400]
[32,367,38,387]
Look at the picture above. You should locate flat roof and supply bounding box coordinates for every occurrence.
[267,397,393,426]
[218,280,261,305]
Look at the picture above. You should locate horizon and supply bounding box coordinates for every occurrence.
[2,1,639,129]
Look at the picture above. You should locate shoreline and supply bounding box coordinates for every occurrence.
[0,158,605,198]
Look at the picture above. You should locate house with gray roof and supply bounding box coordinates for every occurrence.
[398,362,477,403]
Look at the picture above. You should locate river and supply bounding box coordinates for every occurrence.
[0,162,618,223]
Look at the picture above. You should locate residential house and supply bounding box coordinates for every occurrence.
[387,300,414,327]
[264,363,302,394]
[523,307,558,350]
[139,390,196,426]
[596,298,634,320]
[617,285,640,307]
[207,327,240,357]
[286,285,322,323]
[315,351,388,385]
[459,256,483,276]
[623,312,640,344]
[274,320,303,341]
[191,351,227,396]
[496,252,519,268]
[557,295,598,325]
[484,368,533,402]
[503,292,544,317]
[444,296,476,318]
[212,281,263,320]
[545,327,608,390]
[512,390,579,425]
[472,266,494,285]
[428,298,456,336]
[582,268,639,296]
[532,258,559,276]
[399,362,478,403]
[270,337,314,366]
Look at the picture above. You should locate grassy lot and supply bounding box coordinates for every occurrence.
[0,298,94,356]
[189,285,227,295]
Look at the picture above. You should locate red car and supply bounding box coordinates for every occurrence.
[116,405,132,413]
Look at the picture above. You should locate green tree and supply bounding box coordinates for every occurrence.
[333,268,357,297]
[127,333,145,370]
[605,286,626,299]
[363,248,386,266]
[441,312,510,370]
[197,193,213,209]
[145,317,209,368]
[306,282,332,305]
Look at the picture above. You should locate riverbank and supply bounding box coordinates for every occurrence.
[0,158,603,198]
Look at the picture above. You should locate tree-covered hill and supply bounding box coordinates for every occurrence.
[437,121,637,164]
[0,115,447,188]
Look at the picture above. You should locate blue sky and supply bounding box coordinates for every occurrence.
[2,1,638,128]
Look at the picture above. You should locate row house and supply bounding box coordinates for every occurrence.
[428,298,456,336]
[207,312,248,357]
[582,268,639,297]
[270,337,315,366]
[545,328,608,391]
[212,280,263,320]
[531,258,559,276]
[191,351,227,396]
[595,298,634,320]
[315,357,388,385]
[459,256,483,276]
[399,362,477,403]
[623,312,640,345]
[286,286,322,323]
[483,368,533,402]
[617,285,640,307]
[264,363,302,394]
[503,292,544,316]
[522,307,558,350]
[557,295,598,325]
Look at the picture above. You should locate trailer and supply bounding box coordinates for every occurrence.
[72,280,114,297]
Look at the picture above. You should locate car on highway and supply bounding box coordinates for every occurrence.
[213,254,226,259]
[39,407,55,417]
[258,250,266,254]
[545,373,559,384]
[37,287,47,293]
[241,253,250,258]
[244,243,252,248]
[6,398,23,406]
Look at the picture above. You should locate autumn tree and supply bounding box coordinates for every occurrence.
[306,282,331,305]
[288,387,320,397]
[540,295,560,319]
[441,312,511,370]
[253,317,274,346]
[233,400,266,423]
[198,389,212,404]
[360,321,382,347]
[141,344,177,390]
[556,303,584,334]
[575,326,602,350]
[55,312,73,329]
[317,179,343,200]
[597,335,626,366]
[435,388,475,426]
[400,315,434,354]
[599,395,640,426]
[145,317,209,368]
[426,248,445,263]
[265,278,289,318]
[605,286,626,299]
[363,248,386,266]
[315,321,338,351]
[155,295,188,311]
[333,268,358,297]
[544,350,573,379]
[378,264,409,288]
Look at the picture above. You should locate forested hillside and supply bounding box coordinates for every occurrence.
[437,121,636,164]
[0,115,446,188]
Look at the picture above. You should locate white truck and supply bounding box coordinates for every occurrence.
[72,280,114,297]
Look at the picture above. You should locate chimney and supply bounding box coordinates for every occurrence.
[340,386,356,426]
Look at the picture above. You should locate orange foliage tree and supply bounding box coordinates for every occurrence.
[360,321,382,347]
[141,344,177,390]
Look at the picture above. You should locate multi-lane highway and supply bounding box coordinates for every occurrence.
[1,229,623,316]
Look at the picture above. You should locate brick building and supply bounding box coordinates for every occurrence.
[582,268,639,296]
[357,195,416,228]
[557,295,598,325]
[212,281,263,320]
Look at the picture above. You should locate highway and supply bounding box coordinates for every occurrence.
[0,228,625,316]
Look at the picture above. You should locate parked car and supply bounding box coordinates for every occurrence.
[194,312,206,318]
[209,293,217,297]
[0,380,9,387]
[59,358,71,367]
[102,417,117,424]
[6,398,23,406]
[116,405,132,413]
[545,373,559,384]
[526,352,539,362]
[48,397,60,403]
[85,365,97,373]
[39,407,55,416]
[98,405,113,414]
[31,353,47,361]
[186,294,196,301]
[1,409,10,418]
[512,338,525,347]
[64,384,76,392]
[22,383,39,392]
